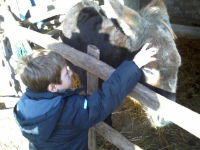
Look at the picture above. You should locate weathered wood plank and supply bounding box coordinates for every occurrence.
[94,122,143,150]
[171,24,200,39]
[87,45,99,150]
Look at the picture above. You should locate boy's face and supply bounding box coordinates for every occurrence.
[56,66,73,91]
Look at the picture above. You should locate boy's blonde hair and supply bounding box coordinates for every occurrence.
[17,50,67,92]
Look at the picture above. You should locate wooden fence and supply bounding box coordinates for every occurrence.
[0,3,200,149]
[0,25,199,148]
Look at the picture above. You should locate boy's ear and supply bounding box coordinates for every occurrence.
[47,83,58,92]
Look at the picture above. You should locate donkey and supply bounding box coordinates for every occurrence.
[62,0,181,127]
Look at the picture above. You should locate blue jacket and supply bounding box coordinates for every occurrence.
[13,60,142,150]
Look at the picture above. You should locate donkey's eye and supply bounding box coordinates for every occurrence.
[142,68,160,86]
[142,68,154,75]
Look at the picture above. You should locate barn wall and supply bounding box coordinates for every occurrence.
[139,0,200,26]
[125,0,200,26]
[164,0,200,26]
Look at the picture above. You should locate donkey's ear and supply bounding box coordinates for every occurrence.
[108,0,142,31]
[154,0,167,12]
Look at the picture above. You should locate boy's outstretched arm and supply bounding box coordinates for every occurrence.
[71,43,158,129]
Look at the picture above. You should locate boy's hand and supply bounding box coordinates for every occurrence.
[133,43,158,68]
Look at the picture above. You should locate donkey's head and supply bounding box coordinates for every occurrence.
[108,0,181,126]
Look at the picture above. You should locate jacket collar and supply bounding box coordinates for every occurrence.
[25,87,85,100]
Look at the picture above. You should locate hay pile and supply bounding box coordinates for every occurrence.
[71,71,84,90]
[71,37,200,150]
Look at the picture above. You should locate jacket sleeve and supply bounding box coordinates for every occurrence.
[72,60,142,129]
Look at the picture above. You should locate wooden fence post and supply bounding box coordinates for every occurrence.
[87,45,100,150]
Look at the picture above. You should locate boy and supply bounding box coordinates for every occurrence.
[14,43,157,150]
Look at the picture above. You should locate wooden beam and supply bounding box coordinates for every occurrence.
[171,24,200,39]
[94,122,143,150]
[87,45,100,150]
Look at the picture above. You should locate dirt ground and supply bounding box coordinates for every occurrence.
[0,37,199,150]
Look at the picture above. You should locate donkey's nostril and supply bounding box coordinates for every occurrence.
[143,68,154,75]
[142,68,160,86]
